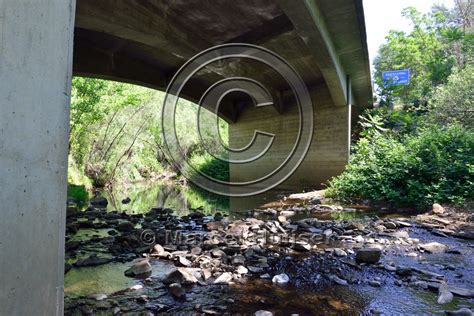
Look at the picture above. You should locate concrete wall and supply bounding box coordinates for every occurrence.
[229,83,349,192]
[0,1,75,314]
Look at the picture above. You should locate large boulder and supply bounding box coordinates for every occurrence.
[163,268,198,284]
[124,259,152,277]
[355,248,382,264]
[419,242,448,253]
[432,203,445,215]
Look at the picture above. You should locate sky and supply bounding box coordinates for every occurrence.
[363,0,455,73]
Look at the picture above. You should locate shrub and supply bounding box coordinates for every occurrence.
[327,124,474,208]
[189,153,229,182]
[428,65,474,127]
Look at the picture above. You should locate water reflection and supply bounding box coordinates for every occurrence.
[98,180,230,215]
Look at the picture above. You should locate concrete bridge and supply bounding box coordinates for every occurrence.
[0,0,371,313]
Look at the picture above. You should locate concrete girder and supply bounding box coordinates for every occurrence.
[276,0,351,107]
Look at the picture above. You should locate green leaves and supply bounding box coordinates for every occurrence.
[374,2,471,107]
[327,123,474,208]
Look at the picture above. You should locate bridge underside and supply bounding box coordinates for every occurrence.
[0,0,371,313]
[74,0,372,192]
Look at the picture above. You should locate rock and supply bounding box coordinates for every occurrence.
[202,269,212,280]
[393,230,410,239]
[231,255,246,265]
[90,293,107,301]
[432,203,445,214]
[129,284,143,290]
[152,244,165,255]
[169,283,185,298]
[263,209,277,216]
[333,248,347,257]
[189,211,205,219]
[236,266,248,274]
[90,196,108,207]
[445,308,473,316]
[175,256,192,267]
[75,254,111,267]
[124,260,152,277]
[122,197,131,204]
[136,295,148,303]
[438,284,454,304]
[383,222,397,229]
[272,273,290,285]
[427,282,474,298]
[117,220,135,232]
[211,248,226,258]
[66,206,79,217]
[293,242,311,252]
[280,210,295,217]
[214,272,233,284]
[190,246,202,255]
[163,268,198,284]
[206,221,226,231]
[255,311,273,316]
[355,248,382,264]
[248,266,264,273]
[329,275,348,286]
[384,264,397,272]
[369,280,382,287]
[278,215,287,223]
[411,281,428,289]
[354,235,365,243]
[65,240,80,252]
[419,242,448,253]
[395,220,412,227]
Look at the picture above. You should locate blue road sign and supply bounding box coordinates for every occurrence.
[382,69,410,86]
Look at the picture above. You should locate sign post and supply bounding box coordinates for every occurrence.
[382,69,410,86]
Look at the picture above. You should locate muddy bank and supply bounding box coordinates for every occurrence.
[64,196,474,315]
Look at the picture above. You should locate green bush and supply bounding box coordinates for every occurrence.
[327,124,474,208]
[428,65,474,127]
[67,184,89,206]
[189,153,229,182]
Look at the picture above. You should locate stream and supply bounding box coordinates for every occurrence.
[64,180,474,315]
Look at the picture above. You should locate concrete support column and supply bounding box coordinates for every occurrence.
[229,83,350,192]
[0,1,75,314]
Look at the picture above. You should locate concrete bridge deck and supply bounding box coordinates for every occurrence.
[0,0,371,313]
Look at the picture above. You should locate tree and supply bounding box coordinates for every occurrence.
[374,2,472,107]
[429,64,474,127]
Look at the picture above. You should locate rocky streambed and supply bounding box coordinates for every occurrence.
[64,197,474,315]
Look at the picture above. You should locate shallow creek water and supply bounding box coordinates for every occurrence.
[65,181,474,315]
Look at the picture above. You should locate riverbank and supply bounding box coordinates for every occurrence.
[64,193,474,315]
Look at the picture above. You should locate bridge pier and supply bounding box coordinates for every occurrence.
[0,0,75,314]
[229,83,351,193]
